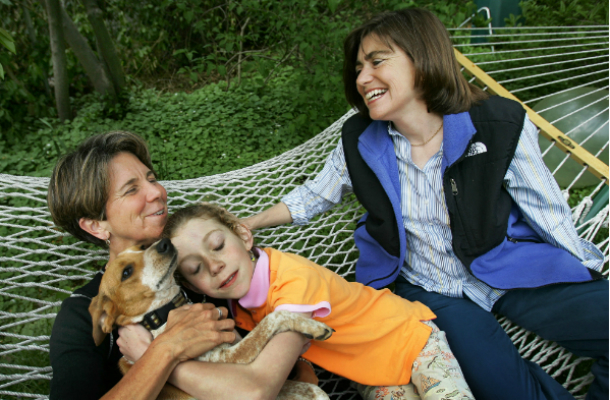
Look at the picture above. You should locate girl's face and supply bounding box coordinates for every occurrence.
[355,34,423,122]
[172,217,255,300]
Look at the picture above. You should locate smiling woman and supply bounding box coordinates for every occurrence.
[80,151,169,261]
[244,7,608,400]
[48,131,159,250]
[46,131,315,400]
[355,35,421,125]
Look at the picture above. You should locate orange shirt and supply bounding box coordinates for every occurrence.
[234,248,436,386]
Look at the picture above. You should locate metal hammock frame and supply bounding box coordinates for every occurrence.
[1,26,608,400]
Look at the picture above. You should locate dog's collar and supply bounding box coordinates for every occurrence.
[140,290,189,331]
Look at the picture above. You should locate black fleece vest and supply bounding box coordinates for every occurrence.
[342,96,526,271]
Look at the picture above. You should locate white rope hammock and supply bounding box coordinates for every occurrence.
[1,26,608,400]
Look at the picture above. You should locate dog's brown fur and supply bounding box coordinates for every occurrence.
[89,239,331,400]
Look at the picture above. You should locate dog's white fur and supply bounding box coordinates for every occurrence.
[89,239,331,400]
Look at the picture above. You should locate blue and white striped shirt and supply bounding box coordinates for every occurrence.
[282,115,602,311]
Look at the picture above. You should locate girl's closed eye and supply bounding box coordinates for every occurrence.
[209,232,225,251]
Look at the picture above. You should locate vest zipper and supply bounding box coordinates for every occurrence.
[506,236,541,244]
[364,263,400,287]
[450,179,458,195]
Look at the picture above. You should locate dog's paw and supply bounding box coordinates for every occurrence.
[288,314,333,342]
[302,324,334,341]
[263,311,334,342]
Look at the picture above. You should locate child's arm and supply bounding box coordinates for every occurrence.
[168,331,309,400]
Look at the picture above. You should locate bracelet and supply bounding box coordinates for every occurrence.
[298,357,314,368]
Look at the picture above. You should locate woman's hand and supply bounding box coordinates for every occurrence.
[152,303,236,362]
[117,324,153,363]
[101,304,233,400]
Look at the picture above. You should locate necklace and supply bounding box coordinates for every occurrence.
[410,120,443,147]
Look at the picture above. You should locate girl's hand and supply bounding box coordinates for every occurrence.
[117,324,153,363]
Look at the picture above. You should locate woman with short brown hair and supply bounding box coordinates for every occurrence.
[48,131,315,400]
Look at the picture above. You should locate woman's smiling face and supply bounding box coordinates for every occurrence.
[172,217,255,300]
[102,152,168,250]
[355,34,423,122]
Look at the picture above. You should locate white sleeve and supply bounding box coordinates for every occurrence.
[282,141,353,225]
[504,115,604,269]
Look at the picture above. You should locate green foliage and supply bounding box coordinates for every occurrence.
[1,0,483,179]
[519,0,609,26]
[0,26,16,53]
[0,26,15,80]
[0,0,479,135]
[0,2,64,140]
[0,69,350,179]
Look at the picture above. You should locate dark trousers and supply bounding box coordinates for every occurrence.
[395,276,609,400]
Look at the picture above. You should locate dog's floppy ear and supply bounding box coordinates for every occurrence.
[89,293,119,346]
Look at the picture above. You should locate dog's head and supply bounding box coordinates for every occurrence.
[89,238,179,346]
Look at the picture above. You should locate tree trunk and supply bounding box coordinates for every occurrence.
[59,4,116,99]
[81,0,125,95]
[22,3,52,100]
[44,0,71,121]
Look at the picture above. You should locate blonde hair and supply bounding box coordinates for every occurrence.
[163,202,243,240]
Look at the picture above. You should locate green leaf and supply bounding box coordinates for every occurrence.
[0,28,16,54]
[184,10,194,23]
[0,62,4,80]
[328,0,340,13]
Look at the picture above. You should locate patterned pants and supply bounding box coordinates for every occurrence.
[353,321,474,400]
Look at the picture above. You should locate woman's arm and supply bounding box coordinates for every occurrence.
[241,202,292,230]
[106,303,235,400]
[50,294,116,400]
[504,115,604,267]
[243,142,353,231]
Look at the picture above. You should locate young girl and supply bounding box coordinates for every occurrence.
[163,203,474,400]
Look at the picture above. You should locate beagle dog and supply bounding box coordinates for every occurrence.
[89,238,332,400]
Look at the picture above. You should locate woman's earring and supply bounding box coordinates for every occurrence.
[250,251,256,262]
[105,235,111,247]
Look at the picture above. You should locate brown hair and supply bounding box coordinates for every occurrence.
[163,202,243,241]
[343,8,488,117]
[47,131,154,248]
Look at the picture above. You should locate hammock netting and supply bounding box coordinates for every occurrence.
[1,26,608,399]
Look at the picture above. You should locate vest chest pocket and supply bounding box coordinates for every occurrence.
[444,159,513,262]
